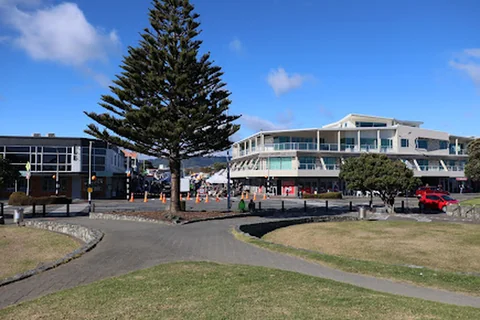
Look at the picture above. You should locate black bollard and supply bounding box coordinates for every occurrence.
[42,204,46,217]
[304,200,307,212]
[32,204,36,217]
[326,200,329,212]
[349,201,353,212]
[401,200,405,213]
[66,203,70,217]
[259,202,262,211]
[1,202,3,216]
[282,200,285,212]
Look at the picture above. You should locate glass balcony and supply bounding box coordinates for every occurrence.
[418,166,445,171]
[379,147,393,153]
[340,144,358,152]
[325,164,340,170]
[298,164,317,170]
[319,143,339,151]
[449,149,467,155]
[263,143,318,151]
[360,144,377,152]
[447,166,465,172]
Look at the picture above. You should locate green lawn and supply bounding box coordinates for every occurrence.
[1,262,479,320]
[461,198,480,205]
[0,226,80,280]
[233,220,480,295]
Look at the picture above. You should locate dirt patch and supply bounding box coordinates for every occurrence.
[105,210,249,223]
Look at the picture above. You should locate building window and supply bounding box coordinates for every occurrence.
[381,139,393,148]
[416,139,428,149]
[299,157,316,170]
[417,159,429,170]
[401,139,409,148]
[323,157,338,170]
[42,177,67,192]
[439,141,448,150]
[355,122,387,128]
[268,157,292,170]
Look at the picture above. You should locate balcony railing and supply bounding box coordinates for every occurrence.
[341,144,358,152]
[449,149,467,155]
[447,166,465,172]
[360,144,377,152]
[319,143,339,151]
[418,166,445,172]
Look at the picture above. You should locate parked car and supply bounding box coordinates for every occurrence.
[415,186,449,198]
[418,193,458,212]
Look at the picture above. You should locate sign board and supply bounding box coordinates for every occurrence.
[456,177,468,181]
[26,172,31,180]
[25,162,31,172]
[87,187,93,193]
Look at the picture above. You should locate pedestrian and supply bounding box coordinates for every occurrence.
[238,198,246,212]
[248,199,255,212]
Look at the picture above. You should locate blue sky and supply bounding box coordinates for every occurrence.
[0,0,479,140]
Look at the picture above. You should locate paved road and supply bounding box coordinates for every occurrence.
[2,214,480,309]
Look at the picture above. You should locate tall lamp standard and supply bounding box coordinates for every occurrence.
[227,149,231,211]
[88,141,93,213]
[55,147,60,196]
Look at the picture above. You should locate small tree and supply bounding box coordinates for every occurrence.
[340,154,420,213]
[84,0,240,212]
[465,139,480,182]
[212,162,227,172]
[0,156,20,191]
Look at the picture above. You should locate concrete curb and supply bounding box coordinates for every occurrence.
[89,212,170,224]
[0,221,104,287]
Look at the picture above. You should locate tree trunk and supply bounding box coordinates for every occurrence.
[169,158,181,213]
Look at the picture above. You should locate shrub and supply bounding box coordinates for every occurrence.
[8,192,32,206]
[302,192,343,199]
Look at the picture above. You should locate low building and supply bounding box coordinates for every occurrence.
[0,134,127,199]
[230,114,475,195]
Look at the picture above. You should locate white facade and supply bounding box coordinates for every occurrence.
[230,114,474,194]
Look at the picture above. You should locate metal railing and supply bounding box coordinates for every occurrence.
[340,144,358,152]
[263,142,318,151]
[418,166,445,171]
[447,166,465,172]
[360,144,377,152]
[449,149,467,155]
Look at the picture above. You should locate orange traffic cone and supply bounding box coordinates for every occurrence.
[216,196,220,202]
[162,194,167,204]
[263,193,267,200]
[187,192,191,201]
[144,192,148,203]
[129,192,134,202]
[245,192,249,200]
[253,193,257,201]
[195,194,200,204]
[241,192,244,200]
[205,194,209,203]
[160,193,163,201]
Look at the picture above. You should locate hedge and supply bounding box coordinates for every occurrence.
[302,192,343,199]
[8,192,72,206]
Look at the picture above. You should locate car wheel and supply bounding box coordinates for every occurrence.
[419,203,425,211]
[442,206,447,213]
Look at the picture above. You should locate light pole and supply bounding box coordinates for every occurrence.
[227,149,231,211]
[55,148,60,196]
[88,141,93,212]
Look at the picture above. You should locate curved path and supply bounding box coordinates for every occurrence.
[1,216,480,309]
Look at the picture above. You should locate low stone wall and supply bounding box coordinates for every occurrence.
[0,221,104,287]
[90,212,167,224]
[446,205,480,220]
[238,215,358,239]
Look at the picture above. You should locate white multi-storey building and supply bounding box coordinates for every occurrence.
[230,114,474,195]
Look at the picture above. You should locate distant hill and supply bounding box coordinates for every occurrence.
[148,156,227,169]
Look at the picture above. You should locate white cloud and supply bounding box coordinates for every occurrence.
[450,48,480,88]
[240,114,288,132]
[276,109,294,126]
[229,37,243,54]
[0,35,9,43]
[267,68,309,96]
[0,1,119,86]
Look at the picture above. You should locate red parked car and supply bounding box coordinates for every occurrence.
[418,193,458,212]
[415,186,449,198]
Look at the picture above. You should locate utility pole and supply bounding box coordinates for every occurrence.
[126,154,130,201]
[88,141,93,212]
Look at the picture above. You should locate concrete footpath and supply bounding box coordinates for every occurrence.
[1,214,480,309]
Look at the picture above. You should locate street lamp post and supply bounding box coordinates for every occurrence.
[55,148,60,196]
[227,150,231,211]
[88,141,93,212]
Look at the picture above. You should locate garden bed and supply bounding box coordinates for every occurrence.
[104,210,253,223]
